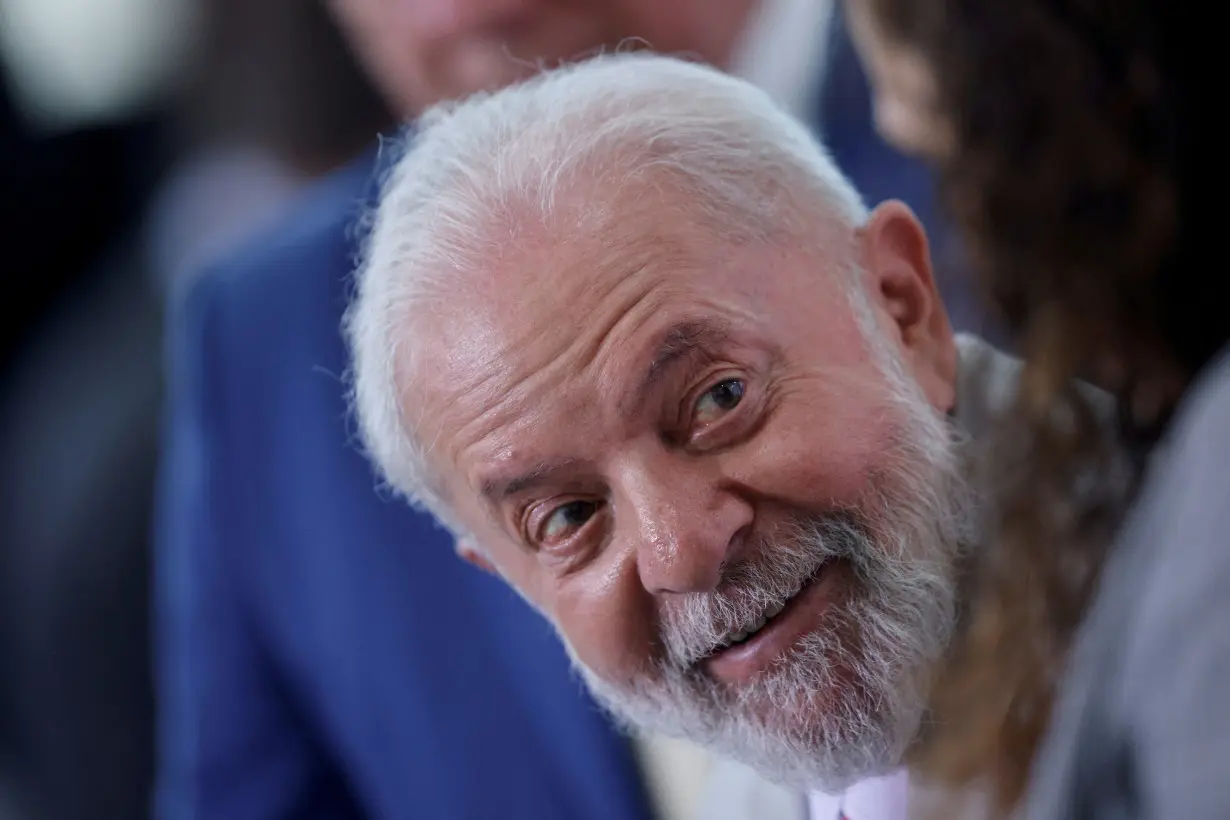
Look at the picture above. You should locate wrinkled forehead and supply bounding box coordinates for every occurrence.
[409,191,688,381]
[397,182,856,501]
[406,194,720,424]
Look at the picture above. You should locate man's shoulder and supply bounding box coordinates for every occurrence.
[953,333,1116,442]
[186,150,379,341]
[168,150,385,452]
[953,334,1022,441]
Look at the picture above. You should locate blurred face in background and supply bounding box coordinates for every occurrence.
[327,0,760,115]
[843,0,952,160]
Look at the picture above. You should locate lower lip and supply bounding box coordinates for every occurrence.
[703,559,849,685]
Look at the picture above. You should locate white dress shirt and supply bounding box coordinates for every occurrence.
[807,769,911,820]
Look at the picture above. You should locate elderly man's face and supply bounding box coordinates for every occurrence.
[411,190,965,789]
[327,0,759,116]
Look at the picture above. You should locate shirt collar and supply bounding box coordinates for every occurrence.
[808,768,910,820]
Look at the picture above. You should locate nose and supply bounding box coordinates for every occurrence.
[619,454,755,596]
[397,0,541,37]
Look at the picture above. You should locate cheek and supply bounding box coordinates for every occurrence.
[550,552,657,684]
[738,380,898,508]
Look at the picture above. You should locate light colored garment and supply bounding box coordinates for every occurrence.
[633,735,714,820]
[700,755,992,820]
[1024,346,1230,818]
[696,756,809,820]
[808,769,910,819]
[809,771,992,820]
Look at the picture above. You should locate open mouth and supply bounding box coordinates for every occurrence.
[710,560,831,654]
[721,597,790,648]
[701,558,846,684]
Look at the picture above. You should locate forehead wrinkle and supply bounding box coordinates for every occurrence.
[432,199,708,495]
[540,216,694,378]
[476,221,679,383]
[442,269,679,502]
[420,246,644,414]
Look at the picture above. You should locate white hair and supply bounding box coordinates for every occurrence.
[346,52,870,531]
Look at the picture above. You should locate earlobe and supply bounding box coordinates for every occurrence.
[457,538,499,575]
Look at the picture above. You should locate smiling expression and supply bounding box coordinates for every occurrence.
[399,181,966,788]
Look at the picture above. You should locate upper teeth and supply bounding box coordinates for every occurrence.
[727,599,788,645]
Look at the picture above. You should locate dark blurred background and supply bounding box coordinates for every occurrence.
[0,1,391,816]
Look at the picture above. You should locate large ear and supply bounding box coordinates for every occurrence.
[859,199,958,412]
[456,536,499,576]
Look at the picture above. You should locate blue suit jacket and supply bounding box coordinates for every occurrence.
[155,160,653,820]
[154,19,965,820]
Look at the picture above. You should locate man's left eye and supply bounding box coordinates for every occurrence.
[539,500,600,545]
[692,378,746,426]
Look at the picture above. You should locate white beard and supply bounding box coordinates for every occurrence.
[563,360,974,793]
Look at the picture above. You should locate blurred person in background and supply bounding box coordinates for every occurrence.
[157,1,995,819]
[146,0,393,300]
[847,1,1221,818]
[0,0,184,815]
[1,0,390,817]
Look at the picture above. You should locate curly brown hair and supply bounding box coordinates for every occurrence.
[860,0,1214,812]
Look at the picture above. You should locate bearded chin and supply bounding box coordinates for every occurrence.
[570,628,919,793]
[567,556,945,793]
[557,387,973,793]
